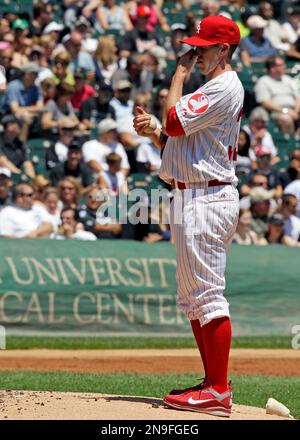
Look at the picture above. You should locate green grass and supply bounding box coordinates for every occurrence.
[6,336,292,350]
[0,371,298,419]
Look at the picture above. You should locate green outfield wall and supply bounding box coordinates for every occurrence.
[0,239,299,336]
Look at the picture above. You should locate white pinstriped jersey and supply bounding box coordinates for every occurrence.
[159,71,244,185]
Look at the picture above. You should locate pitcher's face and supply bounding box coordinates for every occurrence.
[194,44,228,76]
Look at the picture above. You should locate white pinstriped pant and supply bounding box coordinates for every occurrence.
[170,183,239,326]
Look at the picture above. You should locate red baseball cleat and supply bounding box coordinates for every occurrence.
[164,384,232,418]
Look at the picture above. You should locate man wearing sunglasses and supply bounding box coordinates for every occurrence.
[0,183,53,238]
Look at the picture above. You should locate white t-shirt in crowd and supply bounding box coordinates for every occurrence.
[0,204,51,237]
[284,180,300,218]
[137,141,161,169]
[284,215,300,242]
[82,139,129,171]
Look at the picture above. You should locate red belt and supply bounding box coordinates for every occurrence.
[171,179,232,190]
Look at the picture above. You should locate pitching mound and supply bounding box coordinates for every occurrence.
[0,390,291,420]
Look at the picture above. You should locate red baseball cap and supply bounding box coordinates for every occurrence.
[181,15,241,47]
[137,5,151,17]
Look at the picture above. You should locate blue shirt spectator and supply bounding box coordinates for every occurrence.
[240,15,277,66]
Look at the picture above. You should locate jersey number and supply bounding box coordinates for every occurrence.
[228,145,237,161]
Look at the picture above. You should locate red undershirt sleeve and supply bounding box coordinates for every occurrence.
[165,106,185,136]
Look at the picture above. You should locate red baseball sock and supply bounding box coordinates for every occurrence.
[190,319,208,378]
[201,317,232,394]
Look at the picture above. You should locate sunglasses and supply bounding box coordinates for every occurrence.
[19,192,34,197]
[55,60,68,66]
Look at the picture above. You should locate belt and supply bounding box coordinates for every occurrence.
[171,179,232,190]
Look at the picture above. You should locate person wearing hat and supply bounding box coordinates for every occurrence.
[82,118,130,175]
[49,140,94,188]
[111,53,153,99]
[240,14,278,66]
[45,117,78,170]
[0,114,35,179]
[0,167,12,211]
[71,67,96,111]
[242,106,278,162]
[265,211,298,245]
[119,4,160,58]
[1,62,43,125]
[110,79,134,125]
[79,82,116,130]
[254,55,300,134]
[125,0,169,33]
[249,185,275,239]
[134,15,243,416]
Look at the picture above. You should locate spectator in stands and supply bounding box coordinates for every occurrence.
[0,167,12,211]
[0,115,35,179]
[31,2,54,37]
[119,6,160,57]
[79,82,116,130]
[32,174,50,202]
[40,77,56,104]
[0,46,21,83]
[278,193,300,242]
[242,107,278,163]
[98,152,128,195]
[58,176,82,209]
[64,31,96,78]
[284,177,300,219]
[202,0,220,18]
[258,2,291,52]
[136,138,161,173]
[250,146,283,199]
[112,54,153,98]
[165,23,189,61]
[77,186,121,238]
[71,68,96,111]
[279,149,300,188]
[250,186,274,240]
[282,6,300,46]
[50,141,94,188]
[0,183,53,238]
[52,52,75,86]
[236,129,252,177]
[265,212,298,245]
[110,80,134,125]
[11,19,31,68]
[41,187,61,232]
[254,56,300,134]
[45,117,78,170]
[42,21,64,43]
[239,172,277,209]
[93,35,119,84]
[41,82,80,131]
[126,1,169,32]
[240,15,277,66]
[232,209,262,245]
[96,0,133,32]
[82,118,130,175]
[152,86,168,122]
[2,62,43,125]
[52,206,97,240]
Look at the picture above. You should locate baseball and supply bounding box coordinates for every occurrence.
[143,115,157,134]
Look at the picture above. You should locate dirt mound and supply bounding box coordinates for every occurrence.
[0,390,291,420]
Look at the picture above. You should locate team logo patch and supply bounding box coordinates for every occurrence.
[187,93,209,114]
[196,21,201,34]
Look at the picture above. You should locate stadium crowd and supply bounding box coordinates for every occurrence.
[0,0,300,245]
